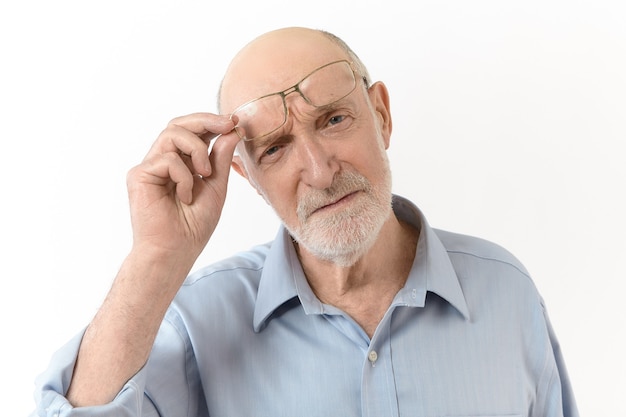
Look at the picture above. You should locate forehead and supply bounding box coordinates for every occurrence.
[220,30,349,114]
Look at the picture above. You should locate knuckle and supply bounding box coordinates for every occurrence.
[162,151,180,162]
[167,115,184,126]
[126,165,142,188]
[126,164,140,180]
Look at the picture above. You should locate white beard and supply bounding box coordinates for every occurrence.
[285,162,393,267]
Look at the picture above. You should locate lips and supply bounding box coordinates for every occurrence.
[311,190,359,215]
[296,170,372,222]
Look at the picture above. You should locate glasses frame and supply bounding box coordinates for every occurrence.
[229,60,362,142]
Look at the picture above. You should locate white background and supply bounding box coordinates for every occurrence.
[1,1,624,415]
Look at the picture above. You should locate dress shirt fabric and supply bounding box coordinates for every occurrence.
[31,196,579,417]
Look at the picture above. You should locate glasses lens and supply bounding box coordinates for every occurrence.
[233,94,286,140]
[300,61,356,106]
[232,61,357,141]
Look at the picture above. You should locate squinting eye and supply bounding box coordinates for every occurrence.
[328,115,345,125]
[265,145,281,156]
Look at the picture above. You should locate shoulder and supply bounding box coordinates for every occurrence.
[434,229,548,324]
[173,242,272,305]
[164,242,273,335]
[434,228,531,278]
[433,229,546,319]
[184,242,271,285]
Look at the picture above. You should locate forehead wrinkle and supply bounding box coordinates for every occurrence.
[233,67,314,115]
[288,92,361,120]
[220,27,371,114]
[223,59,350,115]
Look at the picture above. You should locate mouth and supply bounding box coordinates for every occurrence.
[311,191,360,216]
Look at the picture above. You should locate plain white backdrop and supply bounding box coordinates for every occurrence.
[1,1,624,415]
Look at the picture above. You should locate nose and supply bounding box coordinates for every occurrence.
[293,132,340,190]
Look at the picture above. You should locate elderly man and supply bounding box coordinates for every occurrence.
[32,27,578,416]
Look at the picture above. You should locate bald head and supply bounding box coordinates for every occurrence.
[218,27,369,115]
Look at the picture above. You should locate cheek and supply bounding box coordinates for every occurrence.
[254,173,301,221]
[346,134,388,170]
[350,145,391,188]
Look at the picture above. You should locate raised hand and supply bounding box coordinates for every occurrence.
[127,112,240,265]
[66,113,240,407]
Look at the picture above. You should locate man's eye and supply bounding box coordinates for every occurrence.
[265,145,281,156]
[328,115,345,126]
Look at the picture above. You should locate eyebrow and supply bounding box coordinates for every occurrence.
[314,101,342,113]
[247,135,275,151]
[244,133,282,156]
[243,96,358,154]
[302,96,355,117]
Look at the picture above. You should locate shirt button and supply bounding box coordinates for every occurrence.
[368,350,378,363]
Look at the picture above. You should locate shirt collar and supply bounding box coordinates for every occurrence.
[391,196,470,320]
[253,195,470,332]
[252,226,300,331]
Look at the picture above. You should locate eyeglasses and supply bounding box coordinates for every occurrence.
[229,60,360,142]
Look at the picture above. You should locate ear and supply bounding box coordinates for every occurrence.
[367,81,393,149]
[231,155,249,181]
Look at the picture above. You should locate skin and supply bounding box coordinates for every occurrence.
[226,28,418,337]
[66,27,419,407]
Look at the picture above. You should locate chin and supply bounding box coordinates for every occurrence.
[308,239,375,268]
[289,200,391,267]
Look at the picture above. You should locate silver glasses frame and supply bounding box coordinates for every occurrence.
[229,60,361,142]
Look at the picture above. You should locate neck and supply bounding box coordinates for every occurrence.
[295,212,419,336]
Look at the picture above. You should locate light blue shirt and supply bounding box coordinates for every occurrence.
[32,196,578,417]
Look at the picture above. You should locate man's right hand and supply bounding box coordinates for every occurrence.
[127,112,239,268]
[66,113,240,407]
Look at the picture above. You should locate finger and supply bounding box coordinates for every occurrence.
[147,125,214,177]
[169,112,235,142]
[147,114,235,176]
[177,152,198,178]
[138,152,196,205]
[205,130,241,184]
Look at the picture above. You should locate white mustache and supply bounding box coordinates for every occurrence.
[296,171,371,221]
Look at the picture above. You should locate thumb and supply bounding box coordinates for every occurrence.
[206,131,241,184]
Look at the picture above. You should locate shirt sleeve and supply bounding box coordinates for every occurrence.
[534,301,580,417]
[29,330,157,417]
[30,309,202,417]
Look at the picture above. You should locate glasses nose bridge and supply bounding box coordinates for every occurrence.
[281,82,310,107]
